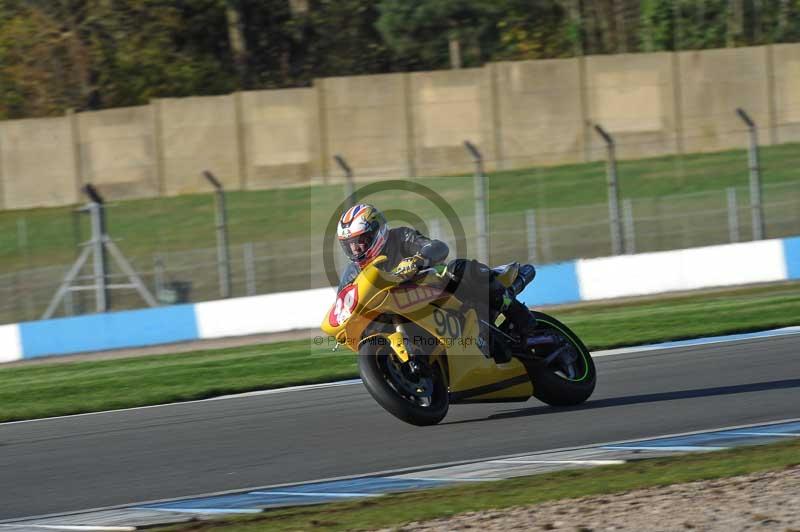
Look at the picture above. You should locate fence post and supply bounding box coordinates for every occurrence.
[153,255,166,298]
[243,242,256,296]
[151,99,166,196]
[623,198,636,254]
[525,209,538,263]
[593,124,624,255]
[464,140,489,264]
[735,108,765,240]
[16,219,35,319]
[63,290,75,316]
[203,171,232,299]
[428,218,442,241]
[727,187,740,243]
[233,92,249,190]
[0,124,5,209]
[84,188,110,312]
[334,154,356,207]
[66,109,85,202]
[17,218,28,261]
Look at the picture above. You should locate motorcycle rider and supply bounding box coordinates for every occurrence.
[336,203,537,360]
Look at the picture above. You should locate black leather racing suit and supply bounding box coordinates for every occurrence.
[337,226,501,315]
[338,227,449,291]
[338,226,535,361]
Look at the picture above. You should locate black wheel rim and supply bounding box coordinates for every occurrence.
[535,318,591,383]
[377,349,439,408]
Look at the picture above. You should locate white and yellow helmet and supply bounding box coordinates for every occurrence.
[337,203,388,265]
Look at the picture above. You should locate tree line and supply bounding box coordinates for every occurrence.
[1,0,799,119]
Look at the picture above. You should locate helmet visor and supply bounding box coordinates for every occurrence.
[339,230,377,261]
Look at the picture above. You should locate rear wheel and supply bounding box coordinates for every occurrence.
[525,311,596,406]
[358,338,449,426]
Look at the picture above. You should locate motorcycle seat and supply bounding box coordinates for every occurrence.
[491,262,520,288]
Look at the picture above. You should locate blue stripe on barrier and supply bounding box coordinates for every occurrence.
[783,236,800,280]
[518,261,581,307]
[19,305,199,359]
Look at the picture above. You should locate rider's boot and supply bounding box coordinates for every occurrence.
[494,284,537,344]
[483,281,534,362]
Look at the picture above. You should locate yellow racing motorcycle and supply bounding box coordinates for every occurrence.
[321,256,596,425]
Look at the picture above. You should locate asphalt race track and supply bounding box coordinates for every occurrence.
[1,334,799,520]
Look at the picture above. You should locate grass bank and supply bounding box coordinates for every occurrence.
[1,143,799,271]
[1,282,798,423]
[155,438,800,531]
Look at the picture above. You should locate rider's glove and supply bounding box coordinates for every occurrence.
[393,254,427,280]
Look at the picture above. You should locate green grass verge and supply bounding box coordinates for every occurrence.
[2,142,799,271]
[1,282,798,423]
[0,341,356,422]
[156,438,800,531]
[559,281,800,348]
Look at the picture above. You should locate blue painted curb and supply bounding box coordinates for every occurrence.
[783,236,800,280]
[20,304,199,359]
[519,261,581,306]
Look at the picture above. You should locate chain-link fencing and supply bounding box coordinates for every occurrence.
[1,116,800,325]
[2,177,798,326]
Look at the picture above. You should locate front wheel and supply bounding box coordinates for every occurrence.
[358,339,449,426]
[525,311,596,406]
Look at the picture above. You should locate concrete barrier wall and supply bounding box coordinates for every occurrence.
[679,46,771,152]
[2,236,798,362]
[319,73,410,178]
[772,43,800,143]
[585,52,678,160]
[410,68,492,175]
[0,116,79,208]
[494,58,585,168]
[241,88,321,188]
[2,44,800,208]
[78,105,159,199]
[159,95,241,195]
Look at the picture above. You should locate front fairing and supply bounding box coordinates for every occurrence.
[320,257,396,347]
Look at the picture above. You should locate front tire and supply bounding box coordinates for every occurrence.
[526,311,596,406]
[358,340,449,426]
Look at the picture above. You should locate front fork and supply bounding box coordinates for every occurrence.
[386,320,411,363]
[388,317,436,380]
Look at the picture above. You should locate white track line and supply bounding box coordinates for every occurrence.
[727,431,800,437]
[250,491,382,498]
[2,328,798,427]
[139,508,261,515]
[602,445,726,452]
[593,326,800,357]
[0,526,135,531]
[399,477,501,482]
[0,379,362,426]
[5,417,799,526]
[490,459,626,465]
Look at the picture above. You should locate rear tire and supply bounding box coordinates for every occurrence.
[358,340,449,426]
[526,311,596,406]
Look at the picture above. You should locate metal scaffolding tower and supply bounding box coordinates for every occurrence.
[42,185,157,319]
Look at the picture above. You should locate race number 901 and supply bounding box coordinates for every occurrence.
[433,308,462,338]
